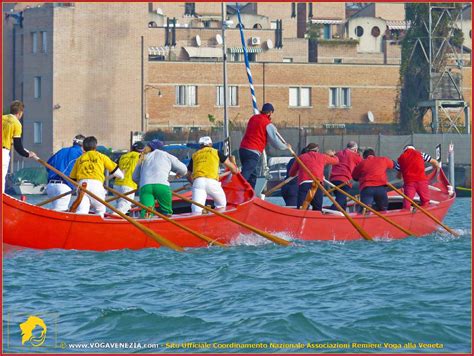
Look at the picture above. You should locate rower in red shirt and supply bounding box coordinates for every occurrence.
[395,145,440,210]
[239,103,287,189]
[352,148,395,212]
[329,141,362,210]
[289,143,339,211]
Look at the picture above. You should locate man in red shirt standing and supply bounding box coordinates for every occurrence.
[329,141,362,210]
[239,103,287,189]
[352,148,395,212]
[289,143,339,211]
[395,145,439,210]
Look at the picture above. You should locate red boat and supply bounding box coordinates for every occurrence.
[3,171,455,251]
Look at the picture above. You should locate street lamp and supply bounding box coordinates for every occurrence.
[143,85,163,133]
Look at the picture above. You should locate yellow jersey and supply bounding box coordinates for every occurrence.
[114,151,140,189]
[191,147,222,180]
[70,150,117,182]
[2,114,22,150]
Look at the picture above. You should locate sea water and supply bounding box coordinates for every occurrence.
[3,197,471,353]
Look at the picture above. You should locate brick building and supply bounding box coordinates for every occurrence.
[2,2,471,168]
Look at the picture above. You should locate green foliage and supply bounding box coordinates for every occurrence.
[399,3,464,132]
[318,39,359,46]
[305,22,322,40]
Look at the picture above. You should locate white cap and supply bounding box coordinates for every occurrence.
[198,136,212,145]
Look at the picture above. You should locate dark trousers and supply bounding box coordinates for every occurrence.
[330,180,351,210]
[360,186,389,212]
[281,183,298,206]
[239,148,260,189]
[297,182,324,211]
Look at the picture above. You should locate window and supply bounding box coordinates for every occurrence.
[33,122,42,144]
[323,24,331,39]
[289,87,311,107]
[216,86,238,106]
[34,77,42,98]
[329,87,351,108]
[31,32,38,53]
[175,85,197,106]
[253,23,262,29]
[248,53,257,62]
[184,3,195,16]
[20,82,24,101]
[20,34,24,55]
[283,58,293,63]
[333,58,343,64]
[271,21,277,30]
[41,31,47,52]
[355,26,364,37]
[371,26,380,37]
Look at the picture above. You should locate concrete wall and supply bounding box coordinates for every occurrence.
[51,3,148,153]
[347,17,386,53]
[312,3,346,20]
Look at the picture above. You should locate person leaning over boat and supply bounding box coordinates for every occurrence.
[289,143,339,211]
[352,148,394,212]
[281,147,307,207]
[329,141,362,211]
[132,139,188,217]
[2,100,37,193]
[45,134,85,211]
[239,103,287,189]
[187,136,239,214]
[113,141,145,214]
[69,136,124,217]
[395,145,440,210]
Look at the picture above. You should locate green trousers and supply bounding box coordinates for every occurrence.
[139,184,173,217]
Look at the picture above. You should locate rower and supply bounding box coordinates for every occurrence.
[114,141,145,214]
[288,143,339,211]
[281,148,306,207]
[69,136,124,217]
[2,100,37,193]
[45,134,85,211]
[132,139,188,217]
[239,103,287,189]
[328,141,362,211]
[352,148,395,212]
[395,145,440,210]
[187,136,239,215]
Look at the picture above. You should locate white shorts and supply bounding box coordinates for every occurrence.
[45,182,72,211]
[2,148,11,193]
[114,185,136,214]
[75,179,106,217]
[191,177,226,214]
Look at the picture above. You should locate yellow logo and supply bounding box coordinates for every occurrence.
[19,315,47,347]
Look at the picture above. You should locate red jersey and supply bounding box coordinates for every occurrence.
[352,156,394,191]
[240,113,271,152]
[397,148,431,184]
[289,151,339,184]
[329,148,362,185]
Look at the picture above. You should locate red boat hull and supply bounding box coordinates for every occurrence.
[2,172,455,251]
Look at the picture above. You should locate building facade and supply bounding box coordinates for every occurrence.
[2,2,471,169]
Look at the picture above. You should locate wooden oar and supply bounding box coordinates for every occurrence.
[276,132,373,241]
[172,191,290,246]
[301,182,318,210]
[34,158,183,252]
[263,176,296,197]
[327,181,349,194]
[386,182,459,237]
[69,182,87,213]
[37,190,72,207]
[104,185,227,248]
[106,188,137,203]
[324,179,415,236]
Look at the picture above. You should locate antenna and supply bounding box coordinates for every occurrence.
[266,39,274,49]
[367,111,375,123]
[195,35,201,47]
[216,34,223,45]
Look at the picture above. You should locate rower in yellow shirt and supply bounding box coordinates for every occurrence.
[2,100,37,193]
[70,136,124,217]
[114,141,145,214]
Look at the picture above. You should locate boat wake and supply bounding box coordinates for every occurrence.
[230,232,294,247]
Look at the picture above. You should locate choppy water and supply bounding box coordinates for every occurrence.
[3,198,471,353]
